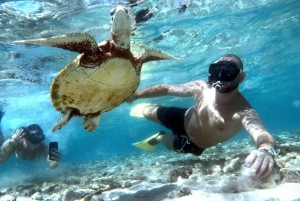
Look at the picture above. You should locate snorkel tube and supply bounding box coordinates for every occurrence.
[208,75,223,91]
[212,81,223,91]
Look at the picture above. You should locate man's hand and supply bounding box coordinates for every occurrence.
[11,128,26,140]
[47,149,61,169]
[49,149,61,162]
[10,128,27,146]
[126,93,137,103]
[244,149,274,178]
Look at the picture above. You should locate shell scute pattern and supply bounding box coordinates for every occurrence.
[52,56,138,116]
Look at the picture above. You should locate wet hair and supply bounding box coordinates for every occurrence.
[218,54,243,69]
[25,124,45,144]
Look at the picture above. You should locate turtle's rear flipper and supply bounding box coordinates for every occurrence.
[51,108,74,132]
[83,114,101,132]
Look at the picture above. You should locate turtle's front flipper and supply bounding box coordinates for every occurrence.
[51,108,74,132]
[83,113,101,132]
[136,49,182,63]
[14,33,102,62]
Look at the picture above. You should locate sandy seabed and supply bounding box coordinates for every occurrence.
[1,131,300,201]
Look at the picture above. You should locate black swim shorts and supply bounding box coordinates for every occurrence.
[156,107,205,156]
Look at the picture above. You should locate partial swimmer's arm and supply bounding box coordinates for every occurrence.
[126,81,205,103]
[0,108,4,146]
[0,128,4,146]
[0,128,25,164]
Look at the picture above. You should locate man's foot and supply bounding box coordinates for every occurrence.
[147,131,165,146]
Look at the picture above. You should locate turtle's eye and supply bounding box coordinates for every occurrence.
[123,8,129,14]
[110,8,116,16]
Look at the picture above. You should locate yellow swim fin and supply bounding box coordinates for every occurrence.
[132,132,162,151]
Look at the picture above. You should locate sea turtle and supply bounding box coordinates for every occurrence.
[15,6,180,132]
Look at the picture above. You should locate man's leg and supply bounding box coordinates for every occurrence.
[142,104,163,124]
[157,134,174,150]
[142,104,174,150]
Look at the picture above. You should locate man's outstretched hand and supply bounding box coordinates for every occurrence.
[244,149,274,178]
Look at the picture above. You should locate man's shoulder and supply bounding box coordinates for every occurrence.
[236,107,259,120]
[233,95,256,118]
[187,80,208,87]
[35,143,49,157]
[38,142,48,150]
[238,94,253,108]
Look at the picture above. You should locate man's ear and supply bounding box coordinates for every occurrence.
[239,72,246,83]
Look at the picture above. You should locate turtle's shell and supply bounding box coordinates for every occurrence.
[51,54,139,116]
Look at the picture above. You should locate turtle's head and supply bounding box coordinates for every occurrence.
[110,6,131,49]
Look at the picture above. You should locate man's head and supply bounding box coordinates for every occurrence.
[23,124,45,144]
[208,54,245,93]
[215,54,243,70]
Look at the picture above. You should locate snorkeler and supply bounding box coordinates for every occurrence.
[127,54,276,178]
[0,108,61,169]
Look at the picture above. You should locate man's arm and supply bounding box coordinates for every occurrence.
[241,109,275,149]
[0,140,17,164]
[0,129,25,164]
[127,80,205,102]
[241,109,276,178]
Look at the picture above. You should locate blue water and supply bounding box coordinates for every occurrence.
[0,0,300,187]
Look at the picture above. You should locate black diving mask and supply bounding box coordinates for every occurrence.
[22,124,45,144]
[209,61,241,82]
